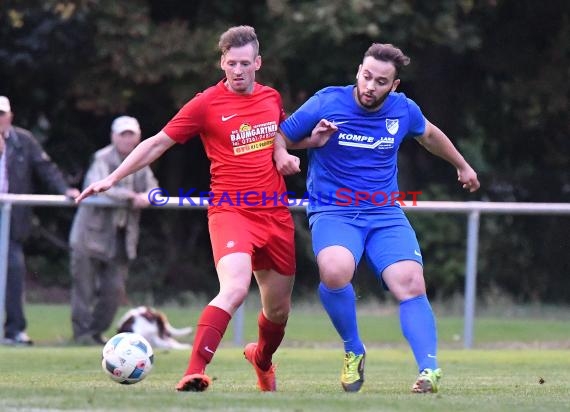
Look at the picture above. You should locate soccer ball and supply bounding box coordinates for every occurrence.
[101,332,154,384]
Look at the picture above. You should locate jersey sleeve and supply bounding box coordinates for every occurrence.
[279,94,322,143]
[277,93,287,123]
[406,98,426,138]
[162,93,208,144]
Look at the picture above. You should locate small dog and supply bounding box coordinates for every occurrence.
[117,306,193,350]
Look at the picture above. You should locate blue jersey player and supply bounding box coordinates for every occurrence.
[274,43,480,393]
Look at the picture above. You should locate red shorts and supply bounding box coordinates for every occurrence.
[208,207,296,276]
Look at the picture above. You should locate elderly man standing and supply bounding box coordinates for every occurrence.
[69,116,158,345]
[0,95,79,345]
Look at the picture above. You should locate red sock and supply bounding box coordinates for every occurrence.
[255,311,287,371]
[184,305,231,375]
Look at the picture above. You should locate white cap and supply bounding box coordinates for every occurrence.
[111,116,141,134]
[0,96,11,113]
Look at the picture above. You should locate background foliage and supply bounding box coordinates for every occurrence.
[1,0,568,303]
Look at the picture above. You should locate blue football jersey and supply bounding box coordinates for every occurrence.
[280,85,426,214]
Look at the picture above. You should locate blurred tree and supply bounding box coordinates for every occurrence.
[0,0,568,303]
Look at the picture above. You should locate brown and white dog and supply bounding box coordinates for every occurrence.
[117,306,193,350]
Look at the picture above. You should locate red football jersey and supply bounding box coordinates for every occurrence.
[163,80,288,208]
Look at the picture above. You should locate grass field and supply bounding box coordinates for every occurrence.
[1,304,569,411]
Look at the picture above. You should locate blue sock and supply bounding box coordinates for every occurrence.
[400,294,438,371]
[318,282,365,355]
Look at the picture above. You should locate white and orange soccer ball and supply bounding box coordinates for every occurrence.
[101,332,154,384]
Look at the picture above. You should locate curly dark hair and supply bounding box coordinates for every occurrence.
[364,43,410,77]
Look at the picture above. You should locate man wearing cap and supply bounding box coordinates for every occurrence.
[69,116,158,345]
[0,95,80,345]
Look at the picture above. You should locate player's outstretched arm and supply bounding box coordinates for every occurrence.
[273,132,301,176]
[273,119,337,176]
[287,119,337,150]
[416,120,480,192]
[302,119,337,149]
[75,131,175,203]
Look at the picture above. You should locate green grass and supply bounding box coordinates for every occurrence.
[21,303,570,348]
[0,348,568,411]
[1,304,569,411]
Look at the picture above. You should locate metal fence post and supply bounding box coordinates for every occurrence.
[463,209,480,349]
[233,302,244,346]
[0,201,12,340]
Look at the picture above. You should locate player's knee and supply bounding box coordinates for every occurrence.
[407,277,426,296]
[264,304,290,324]
[317,246,355,286]
[394,273,426,299]
[219,285,249,308]
[319,260,354,286]
[320,275,352,290]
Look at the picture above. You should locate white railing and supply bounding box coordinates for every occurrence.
[2,193,570,348]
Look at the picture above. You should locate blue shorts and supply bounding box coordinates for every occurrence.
[309,210,423,280]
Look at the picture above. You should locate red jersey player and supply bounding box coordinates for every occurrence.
[75,26,335,392]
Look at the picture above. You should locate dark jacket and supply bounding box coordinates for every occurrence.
[5,126,70,242]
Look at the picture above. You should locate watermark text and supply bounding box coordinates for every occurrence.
[148,188,422,207]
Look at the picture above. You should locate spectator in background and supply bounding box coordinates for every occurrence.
[69,116,157,346]
[0,95,80,346]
